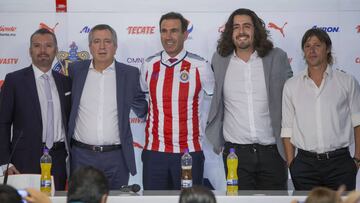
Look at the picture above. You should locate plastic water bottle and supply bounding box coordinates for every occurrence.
[181,148,193,189]
[226,148,238,195]
[40,148,52,196]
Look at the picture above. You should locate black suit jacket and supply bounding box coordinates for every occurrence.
[0,65,71,173]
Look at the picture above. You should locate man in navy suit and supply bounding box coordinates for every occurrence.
[68,24,147,189]
[0,28,71,190]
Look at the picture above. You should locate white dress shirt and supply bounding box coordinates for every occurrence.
[281,66,360,153]
[33,65,65,143]
[73,61,121,145]
[223,51,274,145]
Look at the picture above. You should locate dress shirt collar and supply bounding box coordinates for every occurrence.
[89,60,115,72]
[162,49,186,64]
[303,65,333,80]
[232,50,259,62]
[32,64,52,79]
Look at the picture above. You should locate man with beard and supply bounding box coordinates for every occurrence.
[206,8,292,190]
[0,28,71,190]
[281,28,360,190]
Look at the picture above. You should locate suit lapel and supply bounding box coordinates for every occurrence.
[115,61,125,134]
[262,53,273,96]
[73,62,90,113]
[52,71,66,127]
[24,66,42,123]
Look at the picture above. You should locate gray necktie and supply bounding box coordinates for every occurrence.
[42,74,54,149]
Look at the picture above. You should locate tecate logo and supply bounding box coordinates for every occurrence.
[312,25,340,33]
[127,26,155,34]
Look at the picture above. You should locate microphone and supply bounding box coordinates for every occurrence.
[119,184,141,193]
[3,131,23,185]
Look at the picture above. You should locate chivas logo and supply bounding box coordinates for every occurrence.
[54,42,90,75]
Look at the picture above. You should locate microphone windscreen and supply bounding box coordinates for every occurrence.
[132,184,141,192]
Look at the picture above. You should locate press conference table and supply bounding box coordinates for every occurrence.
[51,190,308,203]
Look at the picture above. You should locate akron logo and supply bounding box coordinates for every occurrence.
[180,70,190,83]
[53,42,90,76]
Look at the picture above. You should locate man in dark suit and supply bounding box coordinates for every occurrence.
[0,28,71,190]
[68,24,147,189]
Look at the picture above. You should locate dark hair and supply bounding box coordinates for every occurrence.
[67,166,109,203]
[88,24,118,47]
[0,184,22,203]
[305,187,341,203]
[159,12,188,33]
[179,186,216,203]
[30,28,58,47]
[301,28,333,65]
[217,8,273,57]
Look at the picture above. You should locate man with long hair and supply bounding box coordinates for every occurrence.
[206,8,292,190]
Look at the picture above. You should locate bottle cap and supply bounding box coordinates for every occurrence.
[43,147,49,154]
[229,148,235,153]
[184,148,189,153]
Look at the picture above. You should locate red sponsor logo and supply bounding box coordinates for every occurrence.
[288,57,293,64]
[129,117,145,123]
[356,25,360,33]
[0,26,16,32]
[356,57,360,64]
[133,141,144,149]
[268,22,288,37]
[0,58,18,64]
[127,26,155,34]
[55,0,67,12]
[0,80,3,88]
[218,24,225,33]
[39,22,59,33]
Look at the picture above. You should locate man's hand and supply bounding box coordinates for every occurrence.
[3,165,20,175]
[24,188,51,203]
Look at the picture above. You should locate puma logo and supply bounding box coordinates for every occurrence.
[39,22,59,33]
[268,22,288,37]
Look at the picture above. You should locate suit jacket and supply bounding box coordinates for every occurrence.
[68,60,147,176]
[0,66,71,173]
[205,48,293,158]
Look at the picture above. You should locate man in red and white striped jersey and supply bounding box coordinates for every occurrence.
[140,12,214,190]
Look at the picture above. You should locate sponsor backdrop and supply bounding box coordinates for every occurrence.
[1,0,360,190]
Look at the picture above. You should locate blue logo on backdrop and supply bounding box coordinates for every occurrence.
[312,25,340,33]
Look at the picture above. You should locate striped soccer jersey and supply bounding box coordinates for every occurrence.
[140,50,214,153]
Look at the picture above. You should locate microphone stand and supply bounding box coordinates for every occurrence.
[3,131,23,185]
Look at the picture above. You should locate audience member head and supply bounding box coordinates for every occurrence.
[179,186,216,203]
[0,184,22,203]
[67,166,109,203]
[344,191,360,203]
[305,187,341,203]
